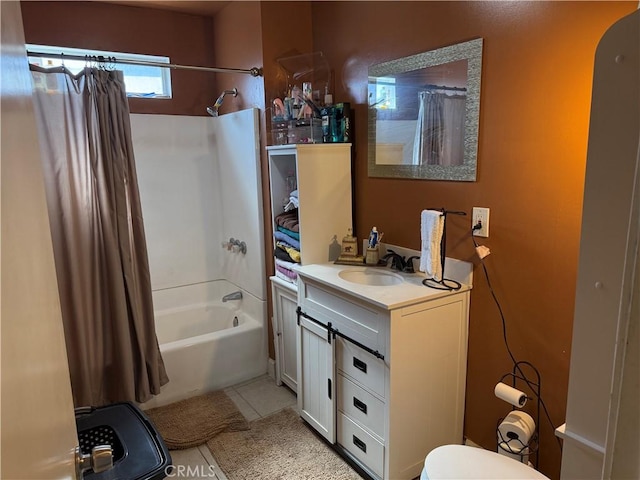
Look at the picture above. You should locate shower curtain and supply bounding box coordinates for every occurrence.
[30,65,168,406]
[413,91,466,166]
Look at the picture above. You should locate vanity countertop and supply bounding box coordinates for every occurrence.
[296,262,472,311]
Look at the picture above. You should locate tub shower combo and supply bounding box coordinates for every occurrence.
[131,106,267,409]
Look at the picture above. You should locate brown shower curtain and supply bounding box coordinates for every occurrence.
[30,66,168,406]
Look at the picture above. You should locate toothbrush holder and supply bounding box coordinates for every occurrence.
[365,246,379,265]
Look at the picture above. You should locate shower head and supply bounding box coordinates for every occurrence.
[206,88,238,117]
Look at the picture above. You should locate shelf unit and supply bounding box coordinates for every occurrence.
[267,144,353,392]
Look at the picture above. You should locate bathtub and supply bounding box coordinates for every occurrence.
[141,280,268,409]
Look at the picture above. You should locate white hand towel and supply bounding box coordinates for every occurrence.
[420,210,444,281]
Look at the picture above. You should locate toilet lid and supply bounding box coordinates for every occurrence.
[424,445,550,480]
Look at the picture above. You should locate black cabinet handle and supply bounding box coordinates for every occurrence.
[353,397,368,415]
[353,357,367,373]
[297,308,384,360]
[353,435,367,453]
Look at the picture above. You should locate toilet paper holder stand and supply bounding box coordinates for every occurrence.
[496,361,541,469]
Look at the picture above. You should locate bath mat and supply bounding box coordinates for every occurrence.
[145,390,249,450]
[207,408,362,479]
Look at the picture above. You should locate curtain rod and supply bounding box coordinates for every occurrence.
[26,50,263,77]
[422,83,466,92]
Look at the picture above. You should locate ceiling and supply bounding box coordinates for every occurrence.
[101,1,231,16]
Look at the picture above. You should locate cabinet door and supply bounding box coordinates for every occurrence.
[297,315,336,443]
[273,281,298,392]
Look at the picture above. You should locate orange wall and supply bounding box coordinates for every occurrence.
[21,1,218,115]
[257,1,314,359]
[211,1,265,116]
[309,1,636,478]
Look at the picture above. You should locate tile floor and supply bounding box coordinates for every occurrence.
[168,374,297,479]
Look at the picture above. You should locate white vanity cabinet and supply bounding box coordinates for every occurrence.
[296,262,471,480]
[267,144,353,393]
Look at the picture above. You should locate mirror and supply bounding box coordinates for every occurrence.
[368,38,483,181]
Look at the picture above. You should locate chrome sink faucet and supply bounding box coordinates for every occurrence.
[222,291,243,302]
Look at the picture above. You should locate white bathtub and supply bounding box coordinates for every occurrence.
[141,281,268,409]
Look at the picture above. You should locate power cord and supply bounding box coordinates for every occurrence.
[470,227,563,452]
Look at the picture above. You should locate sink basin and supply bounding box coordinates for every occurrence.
[338,268,404,286]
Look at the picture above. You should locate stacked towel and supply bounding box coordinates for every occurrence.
[419,210,444,281]
[275,209,299,233]
[274,230,300,250]
[276,241,300,263]
[274,207,301,270]
[275,258,298,284]
[277,226,299,240]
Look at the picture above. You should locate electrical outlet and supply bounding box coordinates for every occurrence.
[472,207,490,237]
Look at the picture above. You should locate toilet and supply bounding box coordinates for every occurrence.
[420,445,550,479]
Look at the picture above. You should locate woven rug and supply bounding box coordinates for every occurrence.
[207,408,362,479]
[145,390,249,449]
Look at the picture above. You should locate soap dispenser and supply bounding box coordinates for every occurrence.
[340,228,357,257]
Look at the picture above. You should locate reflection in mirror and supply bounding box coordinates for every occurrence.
[368,38,483,181]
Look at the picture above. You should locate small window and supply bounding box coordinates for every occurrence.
[369,76,397,110]
[26,44,172,99]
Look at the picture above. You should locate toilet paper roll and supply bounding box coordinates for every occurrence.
[498,411,535,446]
[495,382,528,407]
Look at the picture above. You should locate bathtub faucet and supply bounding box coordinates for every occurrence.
[222,291,243,302]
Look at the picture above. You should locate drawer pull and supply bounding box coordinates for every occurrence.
[353,397,368,414]
[353,434,367,453]
[353,357,368,373]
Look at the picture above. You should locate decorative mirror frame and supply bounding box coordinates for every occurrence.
[368,38,483,181]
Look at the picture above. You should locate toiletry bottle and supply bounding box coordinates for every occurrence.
[303,82,313,101]
[284,97,293,120]
[341,228,357,257]
[324,85,333,107]
[320,84,333,142]
[321,106,333,143]
[291,85,302,120]
[341,102,351,143]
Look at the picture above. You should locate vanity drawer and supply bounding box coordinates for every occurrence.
[300,282,387,356]
[337,337,386,398]
[338,412,384,479]
[337,374,385,439]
